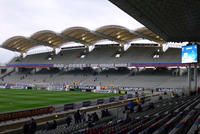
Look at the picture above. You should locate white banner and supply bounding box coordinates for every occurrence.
[99,64,114,68]
[114,63,128,67]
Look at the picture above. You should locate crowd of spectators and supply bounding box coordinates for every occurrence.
[65,109,111,128]
[101,109,110,118]
[23,96,156,134]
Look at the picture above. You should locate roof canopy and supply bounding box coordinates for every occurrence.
[31,30,69,48]
[109,0,200,42]
[1,25,165,53]
[62,27,103,45]
[96,25,139,43]
[2,36,40,52]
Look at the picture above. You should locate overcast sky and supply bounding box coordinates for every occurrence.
[0,0,145,63]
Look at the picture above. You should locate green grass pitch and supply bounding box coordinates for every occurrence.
[0,89,121,114]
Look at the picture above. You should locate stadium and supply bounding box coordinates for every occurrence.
[0,0,200,134]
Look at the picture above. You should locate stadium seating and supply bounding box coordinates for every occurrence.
[0,67,191,89]
[2,91,200,134]
[1,46,187,89]
[33,94,200,134]
[78,96,199,134]
[9,46,181,65]
[187,114,200,134]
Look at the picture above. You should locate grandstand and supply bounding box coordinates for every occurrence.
[1,65,189,89]
[1,45,188,89]
[8,45,181,65]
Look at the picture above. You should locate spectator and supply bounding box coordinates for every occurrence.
[74,110,81,124]
[81,111,86,122]
[77,110,82,123]
[46,122,51,131]
[87,114,92,122]
[182,92,185,96]
[152,90,154,94]
[66,116,72,127]
[92,112,99,122]
[136,98,141,105]
[175,93,179,98]
[74,111,77,124]
[101,109,106,118]
[52,120,57,129]
[23,122,29,134]
[105,109,110,116]
[129,100,134,112]
[171,91,175,98]
[137,104,142,112]
[135,91,138,97]
[159,96,163,100]
[141,91,145,97]
[87,114,93,128]
[30,118,37,134]
[141,97,145,104]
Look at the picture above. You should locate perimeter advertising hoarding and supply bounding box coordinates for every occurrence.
[182,45,198,63]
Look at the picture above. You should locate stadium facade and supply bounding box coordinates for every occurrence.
[0,25,190,93]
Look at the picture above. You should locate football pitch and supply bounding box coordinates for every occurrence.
[0,89,121,114]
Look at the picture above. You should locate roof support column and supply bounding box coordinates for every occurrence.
[124,43,131,51]
[84,44,89,53]
[119,43,125,52]
[194,64,198,94]
[188,64,191,95]
[52,47,56,54]
[20,52,24,58]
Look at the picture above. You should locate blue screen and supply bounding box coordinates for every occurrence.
[182,45,198,63]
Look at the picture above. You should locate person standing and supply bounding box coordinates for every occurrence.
[136,98,141,105]
[66,116,72,127]
[30,118,37,134]
[129,100,134,112]
[81,111,86,122]
[74,110,81,124]
[23,122,29,134]
[52,120,57,129]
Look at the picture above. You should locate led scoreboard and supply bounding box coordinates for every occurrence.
[182,44,198,63]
